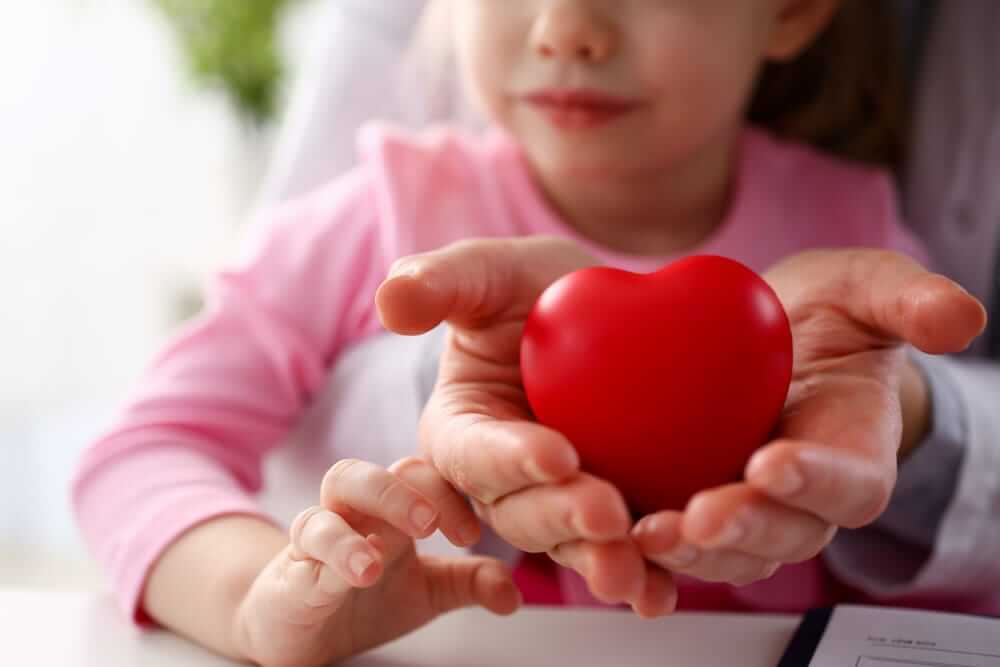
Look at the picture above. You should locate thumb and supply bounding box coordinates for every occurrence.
[855,252,986,354]
[420,555,522,616]
[902,274,988,354]
[375,236,599,335]
[774,249,988,355]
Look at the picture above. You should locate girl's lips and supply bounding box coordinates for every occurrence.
[523,88,641,130]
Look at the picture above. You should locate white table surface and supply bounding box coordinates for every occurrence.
[0,591,802,665]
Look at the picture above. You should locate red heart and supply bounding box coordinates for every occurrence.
[520,255,793,515]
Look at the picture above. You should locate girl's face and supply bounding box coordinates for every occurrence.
[452,0,835,180]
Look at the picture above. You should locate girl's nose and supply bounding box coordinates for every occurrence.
[531,3,617,64]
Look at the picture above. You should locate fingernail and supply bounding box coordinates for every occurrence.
[633,515,655,537]
[350,552,375,579]
[764,463,806,497]
[659,544,700,568]
[707,519,747,549]
[522,458,551,483]
[558,446,581,475]
[411,503,437,532]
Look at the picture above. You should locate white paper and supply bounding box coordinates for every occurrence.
[809,605,1000,667]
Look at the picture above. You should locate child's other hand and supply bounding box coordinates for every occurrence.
[376,237,677,618]
[231,457,521,667]
[632,249,987,588]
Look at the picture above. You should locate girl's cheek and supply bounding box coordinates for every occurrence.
[644,40,760,124]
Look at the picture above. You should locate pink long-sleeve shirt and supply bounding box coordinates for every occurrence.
[72,122,929,626]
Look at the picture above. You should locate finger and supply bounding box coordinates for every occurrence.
[548,540,646,605]
[321,459,439,538]
[631,566,678,619]
[864,257,987,354]
[633,511,780,587]
[420,396,580,504]
[420,555,522,616]
[475,473,631,552]
[679,485,837,563]
[375,236,599,335]
[774,250,987,354]
[632,510,686,557]
[745,438,896,529]
[746,367,901,529]
[272,506,383,623]
[389,457,482,548]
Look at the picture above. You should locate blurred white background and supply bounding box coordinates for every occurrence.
[0,0,326,590]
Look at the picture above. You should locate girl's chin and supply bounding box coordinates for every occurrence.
[534,151,648,182]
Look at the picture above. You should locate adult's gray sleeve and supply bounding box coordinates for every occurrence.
[825,354,1000,599]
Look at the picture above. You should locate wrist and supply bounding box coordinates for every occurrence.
[143,515,287,660]
[898,353,931,461]
[224,521,290,661]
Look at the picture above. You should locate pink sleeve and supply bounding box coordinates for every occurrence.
[70,169,390,627]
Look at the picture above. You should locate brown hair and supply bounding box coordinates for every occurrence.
[748,0,907,170]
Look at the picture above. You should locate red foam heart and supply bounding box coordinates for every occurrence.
[520,255,793,515]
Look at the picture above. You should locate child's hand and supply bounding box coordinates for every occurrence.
[376,237,677,618]
[631,249,987,587]
[231,457,521,667]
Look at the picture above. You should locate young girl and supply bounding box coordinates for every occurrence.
[71,1,986,665]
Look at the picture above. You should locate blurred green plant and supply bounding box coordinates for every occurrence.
[151,0,300,126]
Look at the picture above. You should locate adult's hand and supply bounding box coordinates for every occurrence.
[376,236,676,617]
[632,249,987,586]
